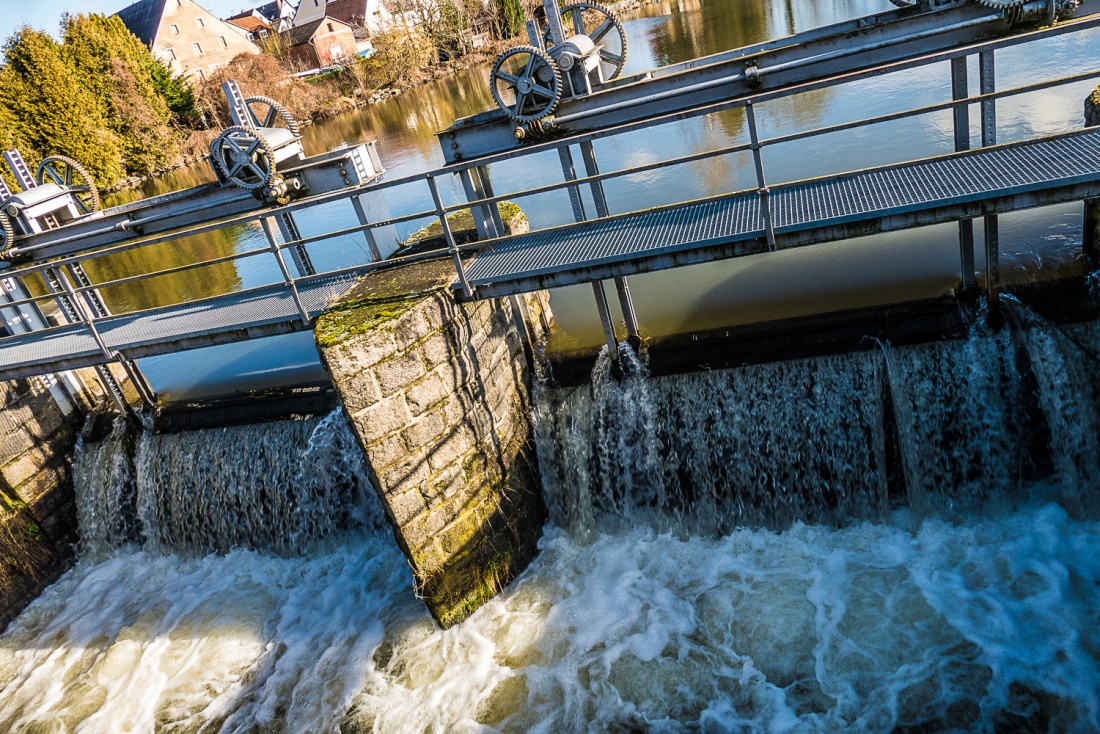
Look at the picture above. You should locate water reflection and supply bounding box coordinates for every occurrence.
[90,0,1097,398]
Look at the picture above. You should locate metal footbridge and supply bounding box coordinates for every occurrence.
[2,0,1100,388]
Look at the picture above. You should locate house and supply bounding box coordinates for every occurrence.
[280,16,358,70]
[226,10,275,40]
[115,0,260,83]
[227,1,297,35]
[291,0,399,36]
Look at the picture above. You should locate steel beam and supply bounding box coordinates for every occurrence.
[438,0,1100,163]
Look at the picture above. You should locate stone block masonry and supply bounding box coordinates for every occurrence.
[0,376,86,631]
[317,258,554,628]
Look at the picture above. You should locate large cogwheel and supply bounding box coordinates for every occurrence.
[490,46,563,122]
[244,95,302,136]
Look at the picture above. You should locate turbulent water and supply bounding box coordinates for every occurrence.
[0,309,1098,732]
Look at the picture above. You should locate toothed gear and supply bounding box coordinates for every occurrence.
[490,46,563,122]
[244,95,301,136]
[210,125,277,190]
[558,2,629,81]
[36,155,101,214]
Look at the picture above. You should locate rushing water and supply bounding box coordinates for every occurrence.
[1,301,1099,730]
[86,0,1100,400]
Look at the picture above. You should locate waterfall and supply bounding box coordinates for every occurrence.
[536,343,891,535]
[74,410,386,557]
[535,307,1100,536]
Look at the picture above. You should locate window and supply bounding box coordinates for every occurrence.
[195,18,205,28]
[211,64,219,71]
[170,24,179,33]
[313,0,319,6]
[247,32,255,40]
[218,35,227,47]
[167,48,177,60]
[175,0,182,6]
[258,29,269,37]
[197,69,206,81]
[331,45,343,59]
[327,22,334,32]
[193,42,203,55]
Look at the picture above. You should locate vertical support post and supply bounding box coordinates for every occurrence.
[275,211,316,276]
[952,56,977,291]
[349,197,384,261]
[478,165,507,236]
[579,140,641,341]
[458,167,501,240]
[745,102,777,251]
[558,146,587,222]
[53,268,127,414]
[261,217,311,326]
[592,280,619,360]
[979,50,1000,309]
[427,175,473,299]
[1084,85,1100,264]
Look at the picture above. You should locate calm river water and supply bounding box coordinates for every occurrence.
[92,0,1100,400]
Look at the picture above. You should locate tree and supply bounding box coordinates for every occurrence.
[63,13,181,175]
[1,27,123,184]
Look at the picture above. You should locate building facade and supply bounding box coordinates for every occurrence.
[282,16,359,70]
[116,0,260,83]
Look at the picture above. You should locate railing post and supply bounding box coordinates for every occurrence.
[952,55,977,292]
[427,175,474,299]
[979,50,1000,310]
[275,211,316,276]
[745,102,777,251]
[349,196,384,261]
[1085,86,1100,264]
[260,217,311,326]
[458,167,503,240]
[579,140,641,342]
[53,268,128,413]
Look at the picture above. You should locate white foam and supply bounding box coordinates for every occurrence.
[0,504,1096,732]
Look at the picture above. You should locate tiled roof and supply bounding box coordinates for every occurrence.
[115,0,169,46]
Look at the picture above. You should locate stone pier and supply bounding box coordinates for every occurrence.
[317,259,553,628]
[0,375,89,629]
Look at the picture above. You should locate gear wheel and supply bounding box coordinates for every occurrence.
[244,95,301,136]
[36,155,101,214]
[209,125,278,191]
[558,2,629,81]
[490,46,563,122]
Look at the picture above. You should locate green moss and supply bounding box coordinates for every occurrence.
[315,294,419,348]
[403,201,525,248]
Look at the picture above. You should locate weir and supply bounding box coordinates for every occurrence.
[0,0,1099,632]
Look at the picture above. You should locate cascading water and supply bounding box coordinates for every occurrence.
[76,410,386,557]
[0,320,1098,731]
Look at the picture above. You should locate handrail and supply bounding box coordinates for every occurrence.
[0,10,1096,341]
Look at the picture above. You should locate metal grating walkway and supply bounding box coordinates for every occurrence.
[464,128,1100,293]
[0,273,359,380]
[3,128,1100,381]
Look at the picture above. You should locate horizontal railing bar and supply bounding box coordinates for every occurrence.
[273,208,439,250]
[441,140,758,213]
[70,246,271,293]
[436,11,1100,175]
[445,67,1100,216]
[0,290,62,310]
[760,66,1100,148]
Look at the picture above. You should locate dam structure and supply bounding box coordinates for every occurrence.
[1,0,1099,635]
